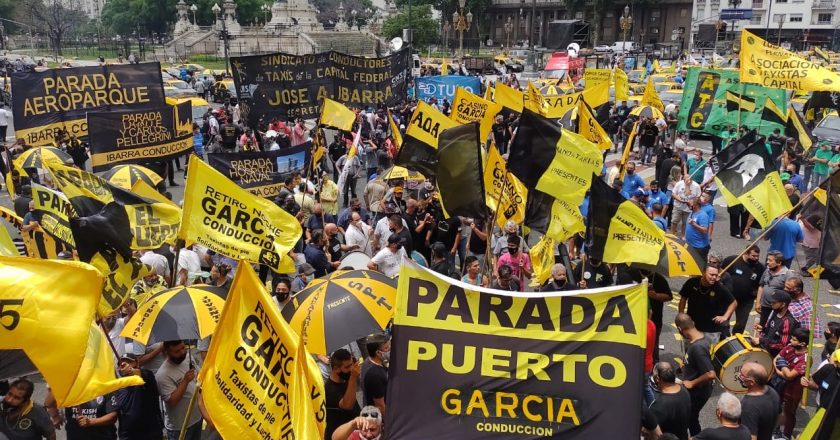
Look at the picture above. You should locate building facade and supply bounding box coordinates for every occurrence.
[742,0,838,49]
[486,0,693,50]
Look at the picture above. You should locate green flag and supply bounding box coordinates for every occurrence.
[678,67,786,137]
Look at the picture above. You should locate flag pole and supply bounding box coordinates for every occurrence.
[617,121,639,180]
[720,187,820,275]
[177,389,200,440]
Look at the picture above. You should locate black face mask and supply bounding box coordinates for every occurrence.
[276,292,290,302]
[338,371,351,381]
[825,341,836,356]
[507,247,518,254]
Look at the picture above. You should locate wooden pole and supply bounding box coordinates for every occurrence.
[801,268,821,406]
[177,388,200,440]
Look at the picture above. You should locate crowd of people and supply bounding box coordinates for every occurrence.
[1,56,839,440]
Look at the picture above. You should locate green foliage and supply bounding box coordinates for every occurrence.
[101,0,175,35]
[382,4,438,47]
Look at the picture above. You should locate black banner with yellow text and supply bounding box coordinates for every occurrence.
[207,143,311,199]
[88,101,193,172]
[11,63,166,146]
[231,50,411,123]
[387,263,646,439]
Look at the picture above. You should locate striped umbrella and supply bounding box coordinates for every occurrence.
[630,235,704,278]
[98,164,162,190]
[14,146,73,169]
[629,105,665,120]
[119,284,227,344]
[281,270,397,355]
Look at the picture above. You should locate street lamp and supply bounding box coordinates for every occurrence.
[261,4,270,24]
[714,20,725,56]
[351,9,358,30]
[212,2,230,74]
[671,27,684,54]
[190,4,198,25]
[452,0,472,58]
[619,5,633,54]
[504,16,513,49]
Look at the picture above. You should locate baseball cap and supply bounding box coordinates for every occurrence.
[634,189,647,198]
[394,186,404,194]
[298,263,315,275]
[770,289,792,304]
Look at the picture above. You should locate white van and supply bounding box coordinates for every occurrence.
[412,54,421,77]
[610,41,638,54]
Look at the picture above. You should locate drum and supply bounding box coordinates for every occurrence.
[339,251,372,270]
[711,334,773,393]
[411,250,428,268]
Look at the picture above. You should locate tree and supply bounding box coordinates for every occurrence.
[25,0,87,57]
[382,4,438,47]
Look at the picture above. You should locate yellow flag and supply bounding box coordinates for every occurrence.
[31,183,77,247]
[451,87,503,142]
[545,196,586,242]
[199,263,326,439]
[62,323,145,406]
[493,82,524,113]
[584,68,613,89]
[483,85,493,101]
[0,256,142,406]
[483,144,528,228]
[0,205,72,260]
[180,155,302,272]
[0,225,17,256]
[652,59,661,73]
[642,76,664,111]
[740,30,840,91]
[404,101,458,149]
[525,81,545,114]
[614,67,629,101]
[529,235,555,287]
[320,98,356,131]
[388,110,403,149]
[577,99,614,151]
[543,81,610,118]
[536,128,603,203]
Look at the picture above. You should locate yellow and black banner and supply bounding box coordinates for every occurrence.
[740,30,840,91]
[583,69,612,90]
[525,82,545,114]
[492,82,525,114]
[614,68,629,102]
[450,87,502,141]
[761,95,787,126]
[394,101,458,178]
[0,256,143,407]
[11,62,166,146]
[577,99,613,151]
[528,234,555,287]
[542,82,610,119]
[180,155,301,273]
[508,109,603,205]
[199,263,325,439]
[725,91,756,112]
[88,101,193,172]
[231,50,411,123]
[31,183,77,247]
[386,263,647,439]
[388,110,403,149]
[484,145,528,229]
[524,190,586,243]
[641,76,664,111]
[207,143,312,199]
[319,97,357,131]
[589,177,664,265]
[715,137,793,228]
[786,106,816,150]
[0,205,72,260]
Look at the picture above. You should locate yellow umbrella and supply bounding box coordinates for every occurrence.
[629,105,665,120]
[14,146,73,169]
[98,164,163,190]
[631,234,704,278]
[378,166,425,183]
[120,284,227,344]
[280,270,396,355]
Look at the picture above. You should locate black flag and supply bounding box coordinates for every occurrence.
[436,123,486,219]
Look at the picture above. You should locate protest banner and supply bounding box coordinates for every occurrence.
[31,183,77,247]
[199,263,325,439]
[450,87,502,142]
[416,75,481,103]
[0,205,70,260]
[180,155,301,272]
[677,67,787,137]
[231,50,411,123]
[87,101,194,172]
[583,69,612,89]
[207,143,311,199]
[542,82,609,118]
[386,263,647,439]
[11,63,166,146]
[740,30,840,91]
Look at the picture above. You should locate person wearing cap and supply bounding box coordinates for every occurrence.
[753,289,800,357]
[368,234,407,278]
[292,263,316,293]
[111,353,164,440]
[330,406,383,440]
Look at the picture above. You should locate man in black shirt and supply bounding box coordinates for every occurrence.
[576,257,613,289]
[649,361,691,440]
[693,393,751,440]
[113,354,164,440]
[678,264,737,341]
[722,246,765,335]
[328,137,347,182]
[676,313,716,436]
[324,349,361,440]
[753,290,799,357]
[218,120,241,152]
[618,267,671,363]
[388,214,413,257]
[803,350,840,408]
[539,264,576,292]
[64,394,118,440]
[361,336,389,418]
[739,362,779,440]
[491,114,510,154]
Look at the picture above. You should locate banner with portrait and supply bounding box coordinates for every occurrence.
[231,50,411,123]
[11,62,166,146]
[88,101,194,172]
[386,263,647,439]
[207,142,312,199]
